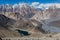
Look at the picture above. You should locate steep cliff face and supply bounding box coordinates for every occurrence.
[0,14,22,38]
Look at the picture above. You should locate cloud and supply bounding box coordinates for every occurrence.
[31,2,40,6]
[31,2,40,8]
[38,3,60,9]
[12,2,60,9]
[30,2,60,9]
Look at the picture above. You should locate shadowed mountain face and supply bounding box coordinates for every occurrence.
[48,20,60,27]
[0,14,16,29]
[0,14,22,38]
[0,14,9,25]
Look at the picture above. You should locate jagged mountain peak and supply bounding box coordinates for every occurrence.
[19,3,30,8]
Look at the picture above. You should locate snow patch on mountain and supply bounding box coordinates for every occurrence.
[31,2,60,9]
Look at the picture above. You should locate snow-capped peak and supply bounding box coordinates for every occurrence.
[0,2,60,12]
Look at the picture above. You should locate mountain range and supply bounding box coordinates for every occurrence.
[0,3,60,20]
[0,3,60,38]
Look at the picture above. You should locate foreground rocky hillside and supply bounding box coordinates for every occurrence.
[0,14,59,39]
[0,14,44,38]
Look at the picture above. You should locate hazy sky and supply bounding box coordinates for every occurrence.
[0,0,60,4]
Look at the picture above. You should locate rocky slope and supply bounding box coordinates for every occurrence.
[0,14,45,38]
[0,14,22,38]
